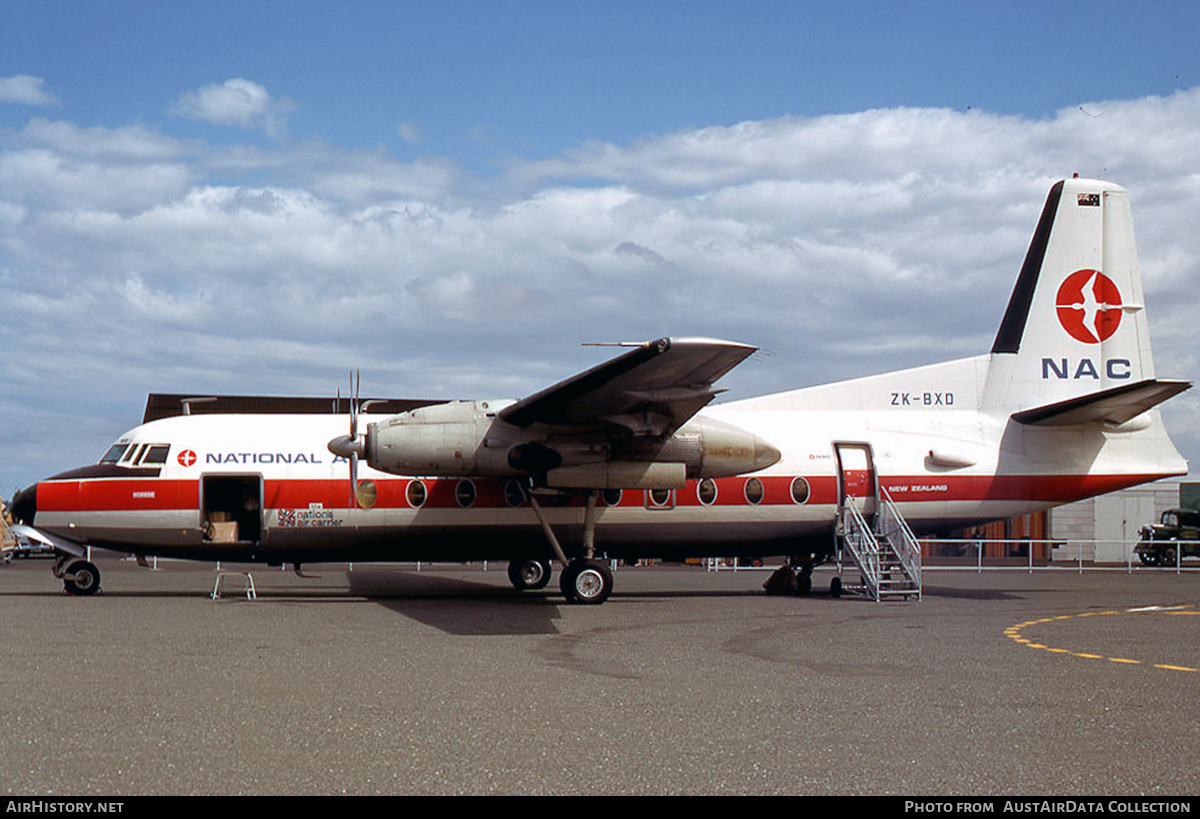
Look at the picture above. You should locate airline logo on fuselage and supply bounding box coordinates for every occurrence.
[204,452,325,465]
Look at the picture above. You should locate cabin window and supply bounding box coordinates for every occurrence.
[647,488,674,508]
[355,480,377,509]
[697,478,717,506]
[744,477,764,505]
[602,488,622,507]
[406,480,427,508]
[790,477,810,505]
[455,479,477,508]
[504,479,526,508]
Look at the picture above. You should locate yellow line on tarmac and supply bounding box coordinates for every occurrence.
[1004,605,1198,673]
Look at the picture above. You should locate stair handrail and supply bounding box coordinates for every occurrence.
[839,497,881,595]
[877,487,922,594]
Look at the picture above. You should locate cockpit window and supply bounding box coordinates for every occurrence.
[100,443,130,464]
[100,442,171,467]
[141,445,170,465]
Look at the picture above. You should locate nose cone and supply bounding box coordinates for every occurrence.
[10,483,37,525]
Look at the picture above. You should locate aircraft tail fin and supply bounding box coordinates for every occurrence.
[984,177,1188,415]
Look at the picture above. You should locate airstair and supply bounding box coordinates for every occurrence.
[836,488,922,601]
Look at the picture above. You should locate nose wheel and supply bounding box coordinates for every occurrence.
[58,559,102,596]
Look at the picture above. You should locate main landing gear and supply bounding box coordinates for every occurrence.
[508,558,553,590]
[506,556,614,604]
[510,487,616,605]
[559,559,613,605]
[54,557,102,596]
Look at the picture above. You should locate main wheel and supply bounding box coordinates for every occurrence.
[560,559,613,605]
[508,559,552,590]
[63,560,101,596]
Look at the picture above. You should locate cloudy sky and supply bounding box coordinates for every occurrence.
[3,0,1200,495]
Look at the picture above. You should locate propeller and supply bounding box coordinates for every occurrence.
[327,371,367,507]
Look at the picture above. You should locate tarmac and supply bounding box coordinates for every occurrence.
[1,554,1197,796]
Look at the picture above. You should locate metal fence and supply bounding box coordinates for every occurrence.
[704,539,1199,574]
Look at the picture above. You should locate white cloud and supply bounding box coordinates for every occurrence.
[170,78,297,138]
[0,75,59,106]
[4,88,1200,489]
[397,122,421,144]
[16,118,183,160]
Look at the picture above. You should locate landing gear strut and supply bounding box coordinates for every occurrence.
[527,488,614,604]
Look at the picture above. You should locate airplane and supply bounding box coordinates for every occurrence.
[8,176,1190,603]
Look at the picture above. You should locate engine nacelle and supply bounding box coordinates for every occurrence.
[626,415,781,480]
[365,400,514,477]
[357,400,780,486]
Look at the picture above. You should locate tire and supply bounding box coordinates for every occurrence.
[1137,551,1160,567]
[1161,546,1177,566]
[560,559,613,605]
[508,559,552,590]
[830,576,843,598]
[63,560,101,596]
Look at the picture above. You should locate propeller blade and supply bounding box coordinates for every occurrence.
[328,370,367,508]
[349,370,359,438]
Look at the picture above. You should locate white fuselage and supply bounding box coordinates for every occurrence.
[27,351,1186,564]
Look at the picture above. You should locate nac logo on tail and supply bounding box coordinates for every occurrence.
[1055,269,1123,343]
[1043,269,1131,380]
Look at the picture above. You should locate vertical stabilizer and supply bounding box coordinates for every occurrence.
[985,178,1159,414]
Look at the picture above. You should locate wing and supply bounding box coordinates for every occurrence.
[498,337,757,436]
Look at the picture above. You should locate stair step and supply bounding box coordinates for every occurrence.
[836,490,922,603]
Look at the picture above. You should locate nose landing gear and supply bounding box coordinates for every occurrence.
[55,558,102,596]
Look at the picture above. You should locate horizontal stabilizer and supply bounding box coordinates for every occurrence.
[1011,379,1190,426]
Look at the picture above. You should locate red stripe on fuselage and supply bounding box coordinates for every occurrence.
[37,478,199,512]
[35,471,1169,515]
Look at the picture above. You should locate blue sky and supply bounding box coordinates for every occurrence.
[3,1,1200,493]
[7,1,1199,164]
